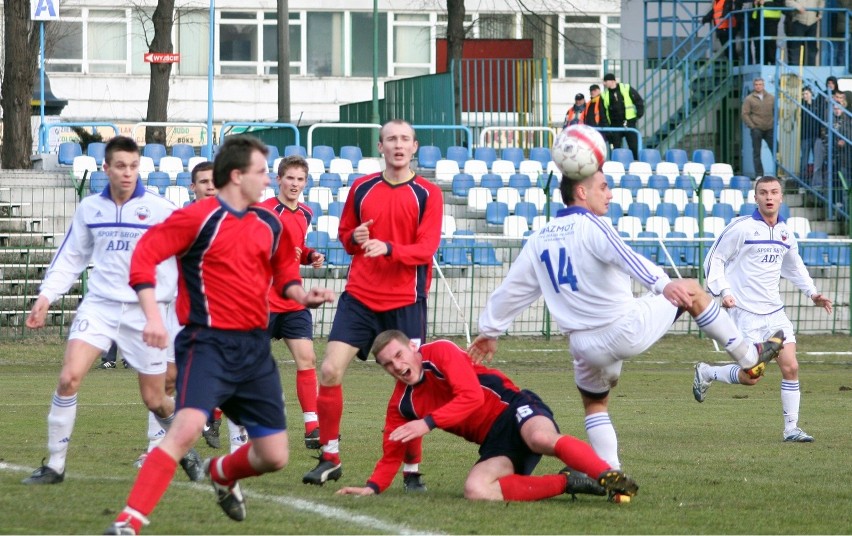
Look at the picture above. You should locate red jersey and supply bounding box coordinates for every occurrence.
[130,196,301,331]
[365,340,520,493]
[339,173,443,312]
[259,197,316,313]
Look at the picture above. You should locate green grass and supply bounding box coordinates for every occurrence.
[1,334,851,534]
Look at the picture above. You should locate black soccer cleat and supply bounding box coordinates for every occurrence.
[402,472,427,493]
[559,467,606,498]
[203,418,222,449]
[302,455,342,485]
[304,428,320,450]
[180,448,205,482]
[749,329,785,374]
[597,469,639,498]
[21,460,64,485]
[204,459,246,522]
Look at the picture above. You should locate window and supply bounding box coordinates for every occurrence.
[350,12,387,77]
[476,14,516,39]
[88,10,128,74]
[220,11,258,74]
[176,9,209,76]
[523,14,559,75]
[562,15,619,79]
[46,10,84,73]
[392,14,429,76]
[307,12,344,76]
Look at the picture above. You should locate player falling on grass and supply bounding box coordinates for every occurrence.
[23,136,204,486]
[336,330,639,503]
[105,135,334,535]
[303,120,443,491]
[259,155,325,449]
[694,175,833,442]
[469,170,785,471]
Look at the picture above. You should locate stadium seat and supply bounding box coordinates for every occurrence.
[305,201,323,220]
[496,187,521,212]
[607,202,623,225]
[800,241,831,266]
[58,142,83,166]
[89,171,109,194]
[441,215,457,236]
[779,203,790,220]
[638,148,662,170]
[317,215,340,237]
[440,243,471,265]
[446,146,469,167]
[654,161,680,182]
[436,159,462,183]
[548,202,565,218]
[72,155,98,181]
[308,186,334,210]
[627,202,651,224]
[285,145,308,157]
[472,242,501,265]
[703,216,726,236]
[697,189,716,212]
[463,159,489,183]
[158,156,184,180]
[143,143,167,167]
[628,161,653,184]
[200,144,218,160]
[473,147,497,168]
[529,147,551,168]
[610,187,633,213]
[645,216,671,237]
[265,146,280,169]
[647,174,670,195]
[138,156,156,180]
[692,149,715,170]
[711,203,735,225]
[326,242,352,266]
[537,172,559,193]
[485,201,510,225]
[739,202,757,216]
[682,162,706,182]
[187,156,208,173]
[171,143,196,167]
[452,173,475,197]
[328,158,353,184]
[514,202,539,225]
[164,185,190,206]
[604,174,615,189]
[306,158,325,180]
[146,172,171,195]
[500,147,525,169]
[618,174,642,195]
[518,161,543,183]
[719,189,745,213]
[665,148,688,170]
[830,244,851,266]
[417,145,442,169]
[703,175,725,198]
[674,175,696,192]
[326,201,345,218]
[674,216,699,237]
[339,146,363,167]
[491,160,516,181]
[312,145,335,168]
[730,175,752,195]
[525,187,548,211]
[467,187,493,211]
[508,173,532,196]
[175,172,192,188]
[787,216,812,237]
[480,174,504,197]
[503,215,529,237]
[531,215,549,230]
[662,188,690,212]
[336,186,350,204]
[319,173,343,195]
[306,231,330,252]
[635,187,661,212]
[87,142,106,166]
[610,148,634,169]
[660,231,694,267]
[617,215,643,239]
[656,202,679,226]
[684,202,702,220]
[632,231,659,262]
[602,160,625,184]
[709,162,734,185]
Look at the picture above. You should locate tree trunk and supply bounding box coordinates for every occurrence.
[446,0,465,129]
[1,0,41,169]
[145,0,176,145]
[277,0,291,123]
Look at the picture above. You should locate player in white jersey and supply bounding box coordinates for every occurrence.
[22,136,203,484]
[694,176,833,442]
[468,170,785,470]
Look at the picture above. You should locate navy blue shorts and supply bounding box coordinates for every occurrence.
[175,326,287,437]
[328,291,427,360]
[268,309,313,340]
[477,390,556,475]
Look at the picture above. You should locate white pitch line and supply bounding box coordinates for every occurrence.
[0,462,441,535]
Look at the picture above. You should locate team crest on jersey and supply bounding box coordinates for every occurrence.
[780,230,788,242]
[135,206,151,221]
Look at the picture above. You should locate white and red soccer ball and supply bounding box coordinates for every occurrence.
[551,125,607,181]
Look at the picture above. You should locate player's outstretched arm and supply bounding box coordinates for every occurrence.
[812,293,833,314]
[26,295,50,329]
[468,335,498,364]
[336,486,376,496]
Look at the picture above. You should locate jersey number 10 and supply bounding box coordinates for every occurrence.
[540,248,579,293]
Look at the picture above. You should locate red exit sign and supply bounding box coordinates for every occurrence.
[143,52,181,64]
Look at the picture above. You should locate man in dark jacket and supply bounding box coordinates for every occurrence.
[601,73,645,159]
[584,84,605,129]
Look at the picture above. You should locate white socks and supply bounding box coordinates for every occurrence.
[227,417,247,453]
[585,412,619,469]
[304,411,318,426]
[781,380,801,432]
[146,411,165,452]
[694,301,757,367]
[703,364,742,384]
[47,392,77,473]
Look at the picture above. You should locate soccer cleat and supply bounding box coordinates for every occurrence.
[99,361,117,369]
[133,453,147,470]
[402,472,427,493]
[302,454,342,485]
[204,459,246,522]
[202,418,222,449]
[304,428,320,450]
[783,428,814,442]
[559,468,606,498]
[21,460,64,485]
[597,469,639,499]
[103,522,137,535]
[179,448,205,481]
[745,329,785,377]
[692,362,712,403]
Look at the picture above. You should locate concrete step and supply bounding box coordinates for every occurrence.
[0,233,61,248]
[0,279,81,297]
[0,263,51,280]
[0,249,55,264]
[0,217,44,233]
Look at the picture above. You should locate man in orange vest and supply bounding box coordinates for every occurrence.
[562,93,586,128]
[703,0,743,59]
[584,85,605,129]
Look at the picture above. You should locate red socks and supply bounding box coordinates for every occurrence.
[554,435,610,478]
[498,474,567,501]
[213,407,223,421]
[211,443,261,484]
[296,369,319,433]
[124,447,177,518]
[404,437,422,464]
[317,384,342,446]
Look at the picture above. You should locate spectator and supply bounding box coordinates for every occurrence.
[600,73,644,160]
[704,0,744,59]
[747,0,784,65]
[742,77,775,177]
[830,98,852,210]
[563,93,586,127]
[800,87,823,183]
[584,85,605,129]
[785,0,824,66]
[827,77,852,113]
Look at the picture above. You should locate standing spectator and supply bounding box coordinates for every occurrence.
[468,170,784,471]
[800,87,823,182]
[563,93,586,127]
[704,0,744,57]
[695,176,833,442]
[104,135,334,534]
[747,0,784,65]
[742,77,775,178]
[335,331,638,503]
[584,84,606,129]
[302,120,443,489]
[600,73,644,160]
[259,155,325,449]
[830,0,852,65]
[827,76,852,113]
[829,97,852,210]
[785,0,824,66]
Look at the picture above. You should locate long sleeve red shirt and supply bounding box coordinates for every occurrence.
[338,173,443,311]
[129,196,301,331]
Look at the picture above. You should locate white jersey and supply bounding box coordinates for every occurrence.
[40,180,178,305]
[703,213,817,315]
[478,206,672,336]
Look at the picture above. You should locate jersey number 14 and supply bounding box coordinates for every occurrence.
[540,248,579,293]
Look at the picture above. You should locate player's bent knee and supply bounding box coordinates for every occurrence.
[463,480,496,501]
[319,362,345,385]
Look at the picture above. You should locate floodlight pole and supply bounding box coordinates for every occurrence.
[206,0,215,154]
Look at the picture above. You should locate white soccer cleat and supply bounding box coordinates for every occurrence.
[692,362,711,403]
[783,428,814,443]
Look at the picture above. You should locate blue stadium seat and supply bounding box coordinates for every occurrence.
[473,147,497,168]
[529,147,551,168]
[508,174,532,196]
[143,143,167,167]
[305,201,323,219]
[265,145,280,168]
[452,174,475,197]
[638,148,662,170]
[627,202,651,224]
[485,201,510,225]
[604,174,615,189]
[607,202,623,225]
[711,202,735,225]
[89,171,109,193]
[779,203,790,220]
[58,142,83,165]
[318,173,343,195]
[548,202,566,218]
[647,174,670,195]
[610,148,634,169]
[340,146,363,167]
[619,174,642,196]
[632,231,659,262]
[514,202,539,225]
[480,174,503,197]
[703,175,725,197]
[684,202,702,219]
[446,146,469,167]
[171,143,196,167]
[537,174,559,193]
[452,230,475,252]
[730,175,752,195]
[807,231,829,239]
[200,144,218,160]
[692,149,715,170]
[146,171,171,194]
[326,242,352,266]
[87,142,106,166]
[346,173,364,185]
[306,231,330,252]
[472,242,501,265]
[417,145,442,169]
[674,175,696,192]
[800,243,831,266]
[285,145,308,157]
[501,147,525,168]
[175,172,192,188]
[739,202,757,216]
[660,231,694,267]
[665,148,688,170]
[312,145,335,168]
[326,201,345,218]
[269,175,280,195]
[656,202,679,226]
[830,244,851,265]
[440,244,471,265]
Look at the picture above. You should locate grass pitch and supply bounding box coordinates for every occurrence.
[1,334,851,534]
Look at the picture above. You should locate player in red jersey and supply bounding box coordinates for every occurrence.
[105,135,334,535]
[303,120,443,491]
[336,331,638,502]
[259,155,325,449]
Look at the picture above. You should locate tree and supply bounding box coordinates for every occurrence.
[446,0,466,126]
[143,0,176,144]
[1,0,41,169]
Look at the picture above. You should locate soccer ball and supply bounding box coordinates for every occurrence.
[744,362,766,379]
[551,125,608,181]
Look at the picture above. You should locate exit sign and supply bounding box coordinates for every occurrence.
[144,52,181,64]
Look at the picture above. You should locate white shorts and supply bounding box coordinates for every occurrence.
[729,307,796,345]
[164,301,182,364]
[569,293,677,394]
[69,295,170,375]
